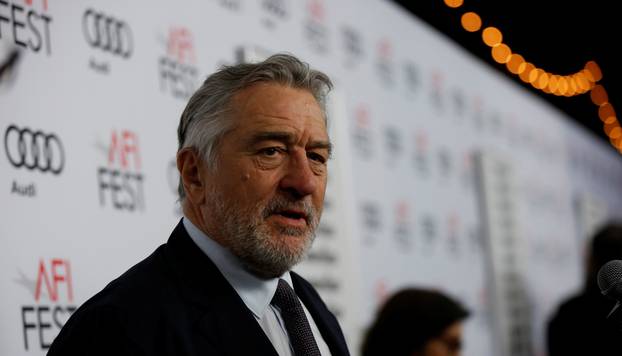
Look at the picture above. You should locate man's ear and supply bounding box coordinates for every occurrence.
[177,148,207,205]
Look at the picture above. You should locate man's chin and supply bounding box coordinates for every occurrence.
[241,236,312,279]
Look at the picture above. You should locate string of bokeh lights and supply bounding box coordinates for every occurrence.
[443,0,621,153]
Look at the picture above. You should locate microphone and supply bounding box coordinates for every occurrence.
[597,260,622,319]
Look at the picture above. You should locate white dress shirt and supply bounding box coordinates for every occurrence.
[183,217,332,356]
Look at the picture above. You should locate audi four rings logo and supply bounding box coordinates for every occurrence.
[4,125,65,174]
[82,9,133,58]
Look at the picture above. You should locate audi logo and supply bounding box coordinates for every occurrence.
[82,9,133,58]
[4,125,65,174]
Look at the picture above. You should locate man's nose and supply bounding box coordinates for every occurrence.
[279,151,318,198]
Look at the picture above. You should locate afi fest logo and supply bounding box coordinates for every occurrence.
[260,0,288,29]
[159,26,198,99]
[430,70,445,113]
[420,213,438,254]
[4,124,65,198]
[446,212,462,256]
[17,258,76,350]
[413,129,429,178]
[360,201,381,245]
[304,0,329,54]
[403,61,421,96]
[82,8,133,74]
[375,38,395,88]
[394,201,413,249]
[216,0,241,11]
[97,129,145,212]
[0,0,53,55]
[383,126,402,167]
[341,26,364,68]
[352,104,373,160]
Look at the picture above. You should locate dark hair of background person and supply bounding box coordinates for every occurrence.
[362,288,469,356]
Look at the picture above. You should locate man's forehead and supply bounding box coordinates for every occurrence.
[231,83,324,118]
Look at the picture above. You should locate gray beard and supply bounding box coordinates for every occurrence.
[209,189,319,279]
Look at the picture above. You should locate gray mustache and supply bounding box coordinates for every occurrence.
[262,197,316,225]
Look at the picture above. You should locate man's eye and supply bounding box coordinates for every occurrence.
[260,147,283,156]
[308,152,327,164]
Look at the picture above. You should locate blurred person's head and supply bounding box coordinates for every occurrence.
[585,222,622,293]
[362,288,470,356]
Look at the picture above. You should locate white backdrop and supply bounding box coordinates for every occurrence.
[2,1,622,355]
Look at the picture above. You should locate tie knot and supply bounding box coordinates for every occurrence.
[271,279,298,312]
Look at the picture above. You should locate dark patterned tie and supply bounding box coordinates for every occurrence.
[271,279,322,356]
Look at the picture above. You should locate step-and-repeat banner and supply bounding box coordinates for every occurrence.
[2,1,622,355]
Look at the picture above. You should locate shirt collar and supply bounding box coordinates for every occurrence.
[182,216,292,319]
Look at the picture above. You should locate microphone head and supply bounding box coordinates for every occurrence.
[597,260,622,298]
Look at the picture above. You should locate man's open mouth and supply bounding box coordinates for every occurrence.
[275,209,307,221]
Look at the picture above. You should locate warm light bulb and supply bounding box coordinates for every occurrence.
[548,75,559,93]
[482,27,502,47]
[537,72,549,89]
[605,120,618,136]
[590,85,608,106]
[599,103,616,122]
[586,61,603,82]
[610,126,622,139]
[558,77,569,96]
[519,63,535,83]
[529,68,543,84]
[492,43,512,63]
[461,12,482,32]
[566,76,580,96]
[575,73,590,92]
[531,71,546,89]
[506,54,525,74]
[444,0,464,8]
[583,69,595,83]
[604,116,617,124]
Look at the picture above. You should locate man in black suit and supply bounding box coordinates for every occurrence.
[48,54,350,356]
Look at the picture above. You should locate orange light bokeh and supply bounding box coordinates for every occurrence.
[609,127,622,139]
[599,103,616,122]
[585,61,603,82]
[590,85,608,106]
[519,63,535,82]
[483,27,502,47]
[462,12,482,32]
[506,54,525,74]
[444,0,464,8]
[548,75,559,93]
[492,43,512,63]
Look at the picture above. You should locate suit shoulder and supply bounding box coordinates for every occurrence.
[98,244,171,304]
[65,243,174,324]
[49,244,179,354]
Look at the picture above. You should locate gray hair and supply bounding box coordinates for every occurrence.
[177,53,333,201]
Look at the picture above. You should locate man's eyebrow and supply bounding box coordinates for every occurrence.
[247,131,294,145]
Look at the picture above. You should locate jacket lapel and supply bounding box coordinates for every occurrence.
[291,272,350,356]
[164,220,279,356]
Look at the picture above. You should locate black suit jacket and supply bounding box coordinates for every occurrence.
[547,290,620,356]
[48,220,350,356]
